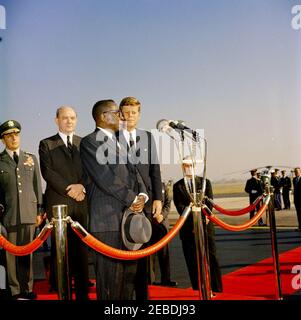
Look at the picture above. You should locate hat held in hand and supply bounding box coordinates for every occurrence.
[121,209,152,251]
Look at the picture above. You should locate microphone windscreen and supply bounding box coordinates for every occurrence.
[156,119,170,133]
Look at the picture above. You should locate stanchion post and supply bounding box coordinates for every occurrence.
[192,201,211,300]
[52,205,71,300]
[267,186,283,300]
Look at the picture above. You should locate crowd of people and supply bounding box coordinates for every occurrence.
[0,97,222,300]
[244,168,301,230]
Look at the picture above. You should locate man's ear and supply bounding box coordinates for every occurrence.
[100,113,106,122]
[119,110,125,121]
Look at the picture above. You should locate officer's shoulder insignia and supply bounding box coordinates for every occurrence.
[24,151,34,155]
[23,152,35,167]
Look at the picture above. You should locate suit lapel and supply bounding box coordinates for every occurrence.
[0,150,16,167]
[181,179,192,200]
[73,135,81,149]
[19,150,26,166]
[181,177,203,199]
[96,129,126,164]
[72,135,81,157]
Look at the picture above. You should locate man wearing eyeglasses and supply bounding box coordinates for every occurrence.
[80,99,148,300]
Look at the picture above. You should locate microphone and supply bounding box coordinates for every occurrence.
[156,119,187,132]
[156,119,172,133]
[156,119,200,142]
[168,120,190,131]
[157,119,195,133]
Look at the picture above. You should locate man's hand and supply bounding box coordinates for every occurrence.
[75,193,85,202]
[130,195,146,213]
[66,184,85,201]
[152,200,163,223]
[153,212,164,224]
[35,214,45,227]
[152,200,162,216]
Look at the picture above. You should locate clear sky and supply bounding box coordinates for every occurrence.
[0,0,300,182]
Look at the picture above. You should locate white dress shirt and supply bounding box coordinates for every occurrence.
[122,129,137,149]
[6,148,20,160]
[58,131,74,147]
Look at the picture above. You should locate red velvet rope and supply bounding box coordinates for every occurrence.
[0,225,52,256]
[209,195,264,216]
[202,195,270,232]
[72,210,190,260]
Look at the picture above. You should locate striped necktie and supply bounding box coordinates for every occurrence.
[67,135,73,154]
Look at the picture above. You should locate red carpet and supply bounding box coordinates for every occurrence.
[34,246,301,300]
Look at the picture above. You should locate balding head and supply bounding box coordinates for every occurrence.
[56,106,77,118]
[55,106,77,135]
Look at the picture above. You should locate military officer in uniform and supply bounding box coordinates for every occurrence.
[280,170,291,210]
[245,169,265,225]
[0,120,44,300]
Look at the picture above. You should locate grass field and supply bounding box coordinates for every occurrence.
[212,182,245,196]
[166,181,247,198]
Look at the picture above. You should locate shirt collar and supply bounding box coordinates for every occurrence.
[97,127,115,140]
[6,148,20,159]
[58,131,74,146]
[122,129,136,145]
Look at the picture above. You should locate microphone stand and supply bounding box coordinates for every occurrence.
[178,129,212,300]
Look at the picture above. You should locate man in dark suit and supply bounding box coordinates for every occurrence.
[0,120,44,300]
[280,170,292,210]
[39,107,89,300]
[173,157,222,293]
[150,182,177,287]
[245,169,264,225]
[80,99,148,300]
[271,169,282,210]
[118,96,163,299]
[293,167,301,231]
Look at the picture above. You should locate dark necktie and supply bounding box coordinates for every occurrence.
[13,151,19,164]
[187,179,193,192]
[129,132,135,149]
[67,135,73,154]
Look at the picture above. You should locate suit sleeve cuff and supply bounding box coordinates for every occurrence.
[138,193,149,203]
